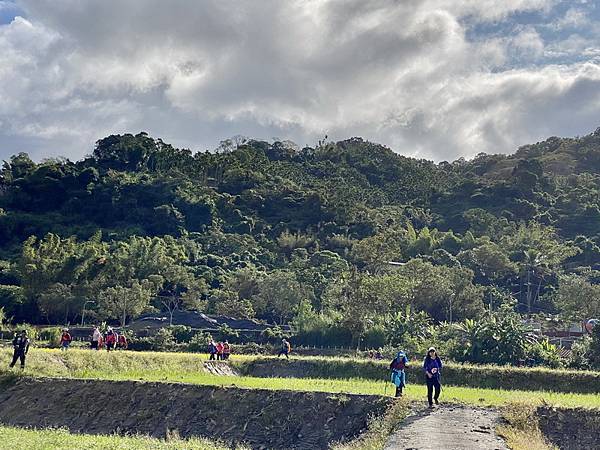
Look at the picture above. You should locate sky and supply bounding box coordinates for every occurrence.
[0,0,599,162]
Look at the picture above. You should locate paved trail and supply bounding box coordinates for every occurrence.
[384,405,509,450]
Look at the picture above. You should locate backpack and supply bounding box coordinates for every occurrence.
[390,356,406,371]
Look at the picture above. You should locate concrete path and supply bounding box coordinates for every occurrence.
[384,405,509,450]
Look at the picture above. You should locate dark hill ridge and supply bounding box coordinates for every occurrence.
[1,129,598,246]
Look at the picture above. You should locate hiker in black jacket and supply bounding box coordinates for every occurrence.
[9,330,30,370]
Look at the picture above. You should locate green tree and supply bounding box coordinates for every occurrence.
[98,280,153,327]
[554,274,600,321]
[252,271,305,324]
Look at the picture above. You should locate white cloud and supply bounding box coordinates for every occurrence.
[550,7,589,30]
[0,0,598,161]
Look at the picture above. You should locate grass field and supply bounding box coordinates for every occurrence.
[0,425,241,450]
[1,348,599,409]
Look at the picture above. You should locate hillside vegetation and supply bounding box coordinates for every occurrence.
[0,130,599,361]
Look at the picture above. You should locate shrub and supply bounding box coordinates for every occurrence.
[151,328,177,351]
[127,336,154,351]
[384,308,433,346]
[362,325,386,349]
[38,327,62,348]
[217,324,240,342]
[12,324,38,341]
[294,324,353,347]
[569,336,592,370]
[589,325,600,369]
[526,338,562,368]
[450,309,536,365]
[169,325,194,343]
[188,331,213,352]
[260,325,290,344]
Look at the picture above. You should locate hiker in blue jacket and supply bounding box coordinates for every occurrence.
[390,350,409,397]
[423,347,442,407]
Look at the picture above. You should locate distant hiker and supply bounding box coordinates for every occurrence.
[117,333,128,350]
[60,328,72,351]
[104,327,117,351]
[375,347,384,360]
[9,330,30,370]
[278,338,291,359]
[91,326,101,350]
[423,347,443,408]
[390,350,409,397]
[222,341,231,360]
[208,340,218,360]
[216,341,224,361]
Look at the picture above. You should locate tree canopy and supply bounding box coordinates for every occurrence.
[0,130,598,345]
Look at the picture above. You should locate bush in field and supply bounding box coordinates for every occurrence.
[361,324,386,349]
[451,307,536,365]
[590,325,600,369]
[12,323,38,341]
[293,304,353,347]
[569,335,592,370]
[169,325,194,343]
[217,324,240,341]
[526,338,562,368]
[294,324,353,347]
[384,307,432,347]
[152,327,177,351]
[260,325,290,344]
[187,331,213,352]
[38,327,62,347]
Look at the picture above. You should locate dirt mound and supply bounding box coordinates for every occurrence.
[538,406,600,450]
[384,405,508,450]
[0,377,392,449]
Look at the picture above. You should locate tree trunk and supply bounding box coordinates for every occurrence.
[534,277,543,306]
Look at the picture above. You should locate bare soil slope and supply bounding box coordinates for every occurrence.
[538,406,600,450]
[0,377,392,449]
[384,405,508,450]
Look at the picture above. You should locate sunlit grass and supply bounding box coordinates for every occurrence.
[0,425,240,450]
[1,348,599,409]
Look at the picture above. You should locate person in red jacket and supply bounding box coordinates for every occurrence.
[60,328,72,351]
[216,341,224,360]
[222,341,231,360]
[117,333,128,350]
[104,327,117,351]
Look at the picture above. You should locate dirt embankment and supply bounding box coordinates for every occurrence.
[538,406,600,450]
[0,377,392,449]
[203,361,239,376]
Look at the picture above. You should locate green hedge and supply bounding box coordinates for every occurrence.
[235,358,600,394]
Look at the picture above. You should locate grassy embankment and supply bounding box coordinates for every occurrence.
[497,403,558,450]
[1,348,599,409]
[0,425,242,450]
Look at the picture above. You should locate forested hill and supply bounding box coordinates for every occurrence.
[0,129,599,331]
